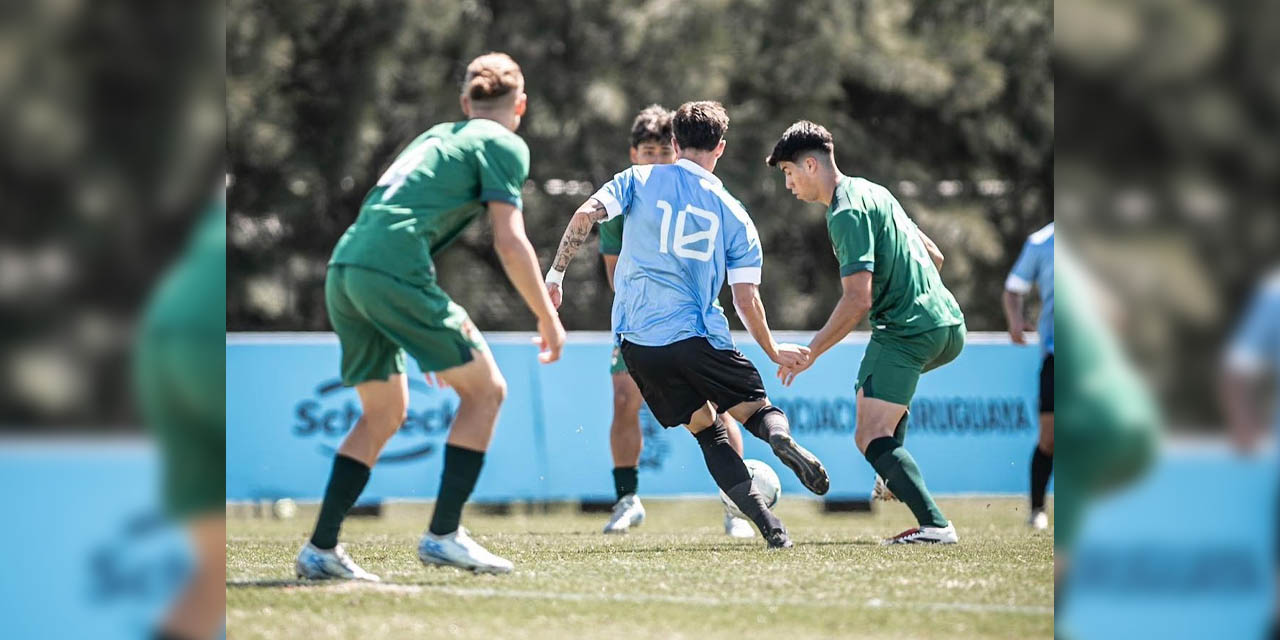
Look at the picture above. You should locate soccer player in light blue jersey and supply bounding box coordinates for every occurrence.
[1222,270,1280,446]
[584,104,752,537]
[1003,222,1055,530]
[545,101,830,548]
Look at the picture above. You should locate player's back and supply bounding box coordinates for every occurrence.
[595,159,762,351]
[330,119,529,285]
[828,177,963,337]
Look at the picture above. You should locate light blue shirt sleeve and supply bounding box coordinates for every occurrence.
[721,195,763,285]
[1006,239,1041,294]
[589,167,638,221]
[1226,276,1280,375]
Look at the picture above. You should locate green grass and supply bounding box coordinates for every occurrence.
[228,497,1053,639]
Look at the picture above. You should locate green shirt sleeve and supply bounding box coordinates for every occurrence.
[598,216,624,255]
[827,208,876,276]
[477,134,530,209]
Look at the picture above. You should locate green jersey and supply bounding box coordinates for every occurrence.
[599,215,624,256]
[329,118,530,286]
[826,176,963,337]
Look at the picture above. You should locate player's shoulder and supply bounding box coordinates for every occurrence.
[1027,222,1055,246]
[1258,268,1280,298]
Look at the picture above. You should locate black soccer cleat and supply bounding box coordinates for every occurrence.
[764,528,793,550]
[768,433,830,495]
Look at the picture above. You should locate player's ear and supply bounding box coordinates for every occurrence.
[629,147,639,164]
[514,92,527,117]
[459,94,472,117]
[714,138,727,158]
[805,155,818,174]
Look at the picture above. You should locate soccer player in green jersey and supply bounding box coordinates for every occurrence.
[135,198,226,640]
[297,53,565,577]
[766,121,965,544]
[572,105,753,537]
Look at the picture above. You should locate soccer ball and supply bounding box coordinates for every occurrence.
[719,459,781,519]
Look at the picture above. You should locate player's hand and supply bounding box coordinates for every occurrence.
[771,343,811,368]
[534,316,566,364]
[1008,320,1027,345]
[546,282,563,310]
[777,358,813,387]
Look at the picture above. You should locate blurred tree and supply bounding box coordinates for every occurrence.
[227,0,1053,334]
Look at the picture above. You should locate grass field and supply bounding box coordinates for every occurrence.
[227,497,1053,639]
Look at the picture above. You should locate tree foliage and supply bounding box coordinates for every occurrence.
[228,0,1053,333]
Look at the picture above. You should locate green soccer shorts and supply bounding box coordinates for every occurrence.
[135,331,226,519]
[856,324,966,406]
[610,344,629,375]
[1054,375,1159,549]
[326,265,487,386]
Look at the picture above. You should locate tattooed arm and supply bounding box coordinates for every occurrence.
[545,198,610,309]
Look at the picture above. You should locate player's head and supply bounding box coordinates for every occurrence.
[765,121,836,203]
[672,101,729,161]
[629,105,676,165]
[460,52,527,131]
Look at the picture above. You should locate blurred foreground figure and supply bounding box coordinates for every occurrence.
[1054,244,1159,632]
[134,199,226,640]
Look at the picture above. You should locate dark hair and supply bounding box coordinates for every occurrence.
[672,101,729,151]
[630,104,673,148]
[765,120,834,166]
[463,52,523,102]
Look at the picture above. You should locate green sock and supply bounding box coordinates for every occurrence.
[612,466,639,501]
[893,413,909,445]
[864,436,947,528]
[429,444,486,535]
[310,454,371,549]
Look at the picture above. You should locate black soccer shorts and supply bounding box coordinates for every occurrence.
[619,337,767,427]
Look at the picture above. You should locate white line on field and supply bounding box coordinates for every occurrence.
[230,580,1050,616]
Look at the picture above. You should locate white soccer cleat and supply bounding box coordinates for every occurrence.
[295,542,381,581]
[603,493,646,534]
[1029,509,1049,530]
[724,512,755,538]
[418,527,513,574]
[872,475,898,502]
[882,522,959,545]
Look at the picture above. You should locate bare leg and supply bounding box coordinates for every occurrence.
[158,514,225,639]
[337,375,409,466]
[610,372,645,467]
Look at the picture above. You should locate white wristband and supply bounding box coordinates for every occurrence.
[545,268,565,286]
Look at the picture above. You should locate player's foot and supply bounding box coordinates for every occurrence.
[872,475,898,502]
[1028,509,1048,530]
[724,512,755,538]
[882,522,959,545]
[295,542,381,581]
[768,432,830,495]
[764,527,793,550]
[603,493,645,534]
[418,527,513,574]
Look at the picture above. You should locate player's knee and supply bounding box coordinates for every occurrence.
[612,383,643,415]
[1039,416,1054,452]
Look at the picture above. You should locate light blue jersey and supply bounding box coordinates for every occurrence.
[1226,271,1280,427]
[1006,222,1054,355]
[591,158,763,351]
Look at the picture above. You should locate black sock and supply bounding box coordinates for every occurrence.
[612,466,639,501]
[309,454,371,550]
[1031,446,1053,510]
[743,405,790,443]
[429,444,486,536]
[695,419,783,535]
